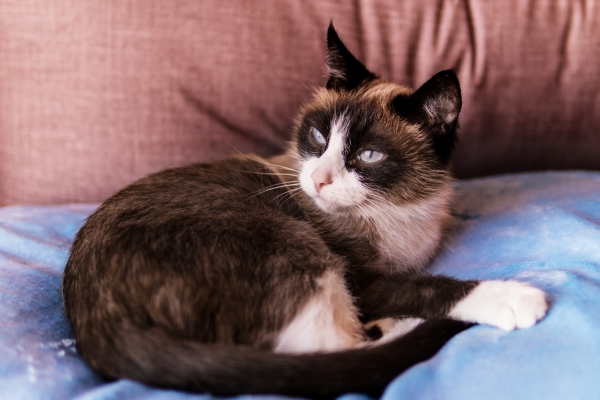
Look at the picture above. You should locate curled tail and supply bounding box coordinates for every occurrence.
[80,319,472,398]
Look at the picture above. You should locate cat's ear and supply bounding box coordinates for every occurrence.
[392,70,462,164]
[326,23,376,91]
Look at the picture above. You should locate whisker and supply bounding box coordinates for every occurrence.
[293,77,318,95]
[272,187,304,203]
[368,192,394,206]
[244,182,302,202]
[237,170,299,178]
[227,152,303,175]
[224,139,246,156]
[258,160,302,174]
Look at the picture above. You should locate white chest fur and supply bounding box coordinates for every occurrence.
[357,188,452,272]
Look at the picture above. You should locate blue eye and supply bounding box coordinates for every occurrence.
[358,149,385,163]
[311,127,327,145]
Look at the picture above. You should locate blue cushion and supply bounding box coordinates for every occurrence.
[0,171,599,399]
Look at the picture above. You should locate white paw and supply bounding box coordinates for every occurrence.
[449,280,549,331]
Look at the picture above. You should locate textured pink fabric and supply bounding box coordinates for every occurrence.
[1,0,599,205]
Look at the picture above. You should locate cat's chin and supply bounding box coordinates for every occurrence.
[310,195,355,215]
[310,196,337,213]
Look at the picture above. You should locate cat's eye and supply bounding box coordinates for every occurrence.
[358,149,385,164]
[311,127,327,145]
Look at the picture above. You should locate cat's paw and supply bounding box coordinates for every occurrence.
[449,280,549,331]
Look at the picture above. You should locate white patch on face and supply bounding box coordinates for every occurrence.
[357,188,453,272]
[299,115,369,213]
[273,269,363,354]
[449,280,549,331]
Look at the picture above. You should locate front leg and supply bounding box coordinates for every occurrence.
[353,272,549,331]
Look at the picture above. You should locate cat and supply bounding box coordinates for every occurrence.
[62,24,549,398]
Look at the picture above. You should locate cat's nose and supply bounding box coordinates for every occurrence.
[311,168,333,193]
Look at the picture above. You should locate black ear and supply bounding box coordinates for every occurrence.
[326,23,376,91]
[392,70,462,164]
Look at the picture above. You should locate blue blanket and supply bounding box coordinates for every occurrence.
[1,172,599,399]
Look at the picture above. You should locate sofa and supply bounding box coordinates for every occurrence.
[1,0,600,399]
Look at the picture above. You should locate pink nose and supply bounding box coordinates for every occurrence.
[311,168,333,193]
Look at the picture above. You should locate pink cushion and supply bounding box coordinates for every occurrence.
[1,0,599,205]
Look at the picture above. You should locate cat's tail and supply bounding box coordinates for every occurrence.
[80,318,471,398]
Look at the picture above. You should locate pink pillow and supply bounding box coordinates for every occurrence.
[1,0,599,205]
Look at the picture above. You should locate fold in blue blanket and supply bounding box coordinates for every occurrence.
[1,172,599,400]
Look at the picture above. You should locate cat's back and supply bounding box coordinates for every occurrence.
[63,155,333,348]
[94,155,305,226]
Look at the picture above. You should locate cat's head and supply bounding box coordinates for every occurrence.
[292,24,461,215]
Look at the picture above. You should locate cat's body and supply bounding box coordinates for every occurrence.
[63,25,548,398]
